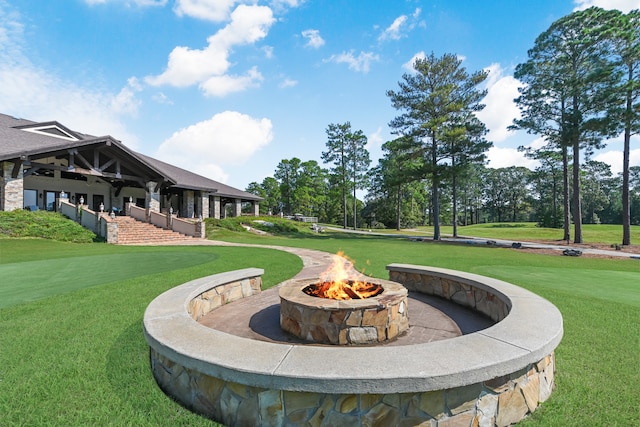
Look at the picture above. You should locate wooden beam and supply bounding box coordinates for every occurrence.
[25,161,147,183]
[11,160,22,178]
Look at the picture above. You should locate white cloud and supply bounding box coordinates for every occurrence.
[486,146,540,169]
[573,0,640,12]
[200,66,263,97]
[594,146,640,175]
[270,0,304,13]
[111,77,142,115]
[326,51,379,73]
[173,0,236,22]
[302,29,325,49]
[262,45,274,58]
[476,63,523,143]
[529,137,547,150]
[279,77,298,88]
[403,51,426,72]
[378,8,421,42]
[0,2,139,145]
[146,4,274,94]
[155,111,273,182]
[366,126,384,151]
[379,15,407,41]
[151,92,173,104]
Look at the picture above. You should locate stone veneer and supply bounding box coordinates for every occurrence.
[150,349,555,426]
[1,162,24,211]
[279,278,409,345]
[144,264,563,427]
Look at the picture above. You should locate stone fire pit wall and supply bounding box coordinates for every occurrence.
[144,264,563,427]
[279,278,409,345]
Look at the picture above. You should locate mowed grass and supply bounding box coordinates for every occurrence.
[432,222,640,244]
[0,239,302,426]
[1,233,639,426]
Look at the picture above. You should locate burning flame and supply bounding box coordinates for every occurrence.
[308,251,381,300]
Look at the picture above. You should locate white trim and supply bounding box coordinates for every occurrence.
[21,125,79,141]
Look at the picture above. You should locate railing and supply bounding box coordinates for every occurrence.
[80,207,99,233]
[129,205,146,222]
[59,199,76,219]
[172,217,199,237]
[149,210,166,229]
[59,199,204,242]
[59,199,114,241]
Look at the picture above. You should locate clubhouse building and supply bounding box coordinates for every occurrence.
[0,113,261,218]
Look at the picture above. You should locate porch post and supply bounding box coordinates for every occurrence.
[146,181,160,213]
[234,198,242,217]
[253,201,259,216]
[213,196,221,219]
[201,193,210,219]
[1,161,24,211]
[182,190,195,218]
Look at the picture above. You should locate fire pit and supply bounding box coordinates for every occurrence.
[279,277,408,345]
[144,250,563,426]
[279,251,409,345]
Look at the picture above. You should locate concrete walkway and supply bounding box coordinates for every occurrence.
[323,226,640,259]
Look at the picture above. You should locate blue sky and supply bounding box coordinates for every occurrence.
[1,0,638,192]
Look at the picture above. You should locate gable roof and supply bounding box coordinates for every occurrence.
[0,113,260,201]
[137,153,261,200]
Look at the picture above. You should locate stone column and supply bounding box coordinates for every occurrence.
[182,190,195,218]
[253,201,260,216]
[146,181,160,213]
[195,218,205,238]
[234,198,242,217]
[1,162,24,211]
[213,196,221,219]
[201,193,210,219]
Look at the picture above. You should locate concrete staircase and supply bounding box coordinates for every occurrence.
[115,216,195,244]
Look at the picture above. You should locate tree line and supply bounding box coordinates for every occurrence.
[245,7,638,245]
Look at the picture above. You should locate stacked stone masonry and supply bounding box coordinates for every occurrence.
[144,265,562,427]
[188,276,262,321]
[387,271,510,323]
[279,278,409,345]
[150,349,555,427]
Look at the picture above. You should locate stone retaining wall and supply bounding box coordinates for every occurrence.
[144,264,563,427]
[150,349,555,426]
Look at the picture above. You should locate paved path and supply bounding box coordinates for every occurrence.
[323,226,640,259]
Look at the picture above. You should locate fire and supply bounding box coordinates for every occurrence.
[304,251,382,300]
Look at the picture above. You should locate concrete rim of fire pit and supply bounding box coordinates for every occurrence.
[143,264,563,395]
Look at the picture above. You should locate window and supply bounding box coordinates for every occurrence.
[23,189,37,210]
[45,191,58,211]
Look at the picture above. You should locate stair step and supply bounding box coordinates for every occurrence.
[114,216,198,244]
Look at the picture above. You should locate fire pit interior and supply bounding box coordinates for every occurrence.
[303,280,383,300]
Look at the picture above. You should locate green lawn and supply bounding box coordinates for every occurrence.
[1,235,638,426]
[425,222,640,244]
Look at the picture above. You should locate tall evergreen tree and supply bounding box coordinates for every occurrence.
[322,122,370,229]
[443,114,491,237]
[387,52,488,240]
[610,9,640,245]
[274,158,301,215]
[513,7,621,243]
